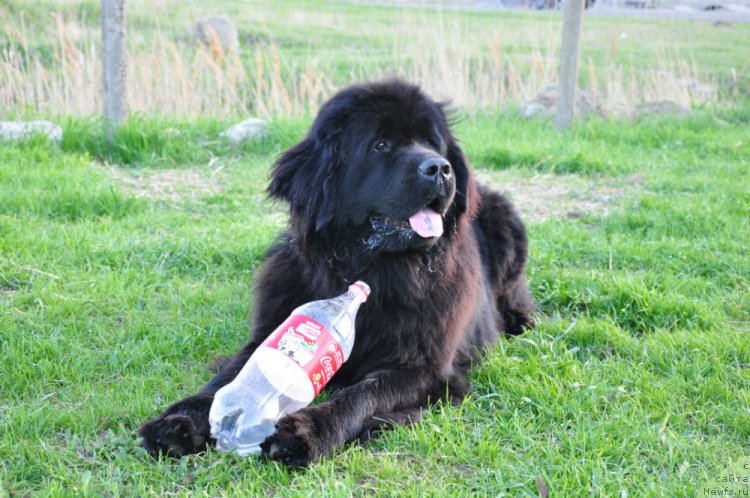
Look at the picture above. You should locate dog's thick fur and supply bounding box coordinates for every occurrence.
[139,80,535,466]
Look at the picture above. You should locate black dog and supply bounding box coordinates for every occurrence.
[139,80,535,466]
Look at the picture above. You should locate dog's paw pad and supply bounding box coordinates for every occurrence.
[261,416,315,467]
[139,413,204,458]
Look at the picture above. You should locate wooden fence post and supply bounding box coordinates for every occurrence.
[102,0,126,143]
[556,0,585,130]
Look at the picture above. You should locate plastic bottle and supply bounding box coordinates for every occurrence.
[208,281,370,456]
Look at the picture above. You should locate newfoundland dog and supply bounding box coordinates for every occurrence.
[139,80,535,466]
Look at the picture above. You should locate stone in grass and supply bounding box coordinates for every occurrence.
[220,118,269,144]
[631,101,691,119]
[519,102,547,119]
[0,121,63,143]
[192,16,240,53]
[520,85,600,119]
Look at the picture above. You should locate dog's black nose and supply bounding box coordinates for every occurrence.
[418,157,452,182]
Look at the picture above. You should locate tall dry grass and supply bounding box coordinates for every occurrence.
[0,13,333,117]
[388,12,718,113]
[0,7,720,118]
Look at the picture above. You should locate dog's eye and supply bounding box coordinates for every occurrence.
[372,140,390,153]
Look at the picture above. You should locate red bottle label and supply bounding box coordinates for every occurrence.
[261,314,344,396]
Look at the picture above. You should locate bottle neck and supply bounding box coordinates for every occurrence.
[328,291,365,343]
[343,294,365,317]
[330,282,368,342]
[345,281,369,315]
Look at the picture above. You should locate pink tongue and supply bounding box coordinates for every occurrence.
[408,209,444,238]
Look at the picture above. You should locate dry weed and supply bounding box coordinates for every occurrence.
[0,8,719,117]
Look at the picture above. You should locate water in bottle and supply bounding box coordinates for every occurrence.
[209,281,370,456]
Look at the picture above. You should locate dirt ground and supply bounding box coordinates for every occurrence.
[476,170,639,222]
[106,166,222,202]
[107,165,636,223]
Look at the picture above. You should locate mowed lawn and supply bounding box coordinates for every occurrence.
[2,109,749,497]
[2,1,750,497]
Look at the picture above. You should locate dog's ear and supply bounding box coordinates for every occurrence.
[446,139,479,217]
[268,135,340,232]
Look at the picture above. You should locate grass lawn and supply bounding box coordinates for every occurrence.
[2,108,748,497]
[2,1,750,497]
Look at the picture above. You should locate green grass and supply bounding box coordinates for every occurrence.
[1,106,748,496]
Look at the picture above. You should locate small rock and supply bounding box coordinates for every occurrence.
[631,101,691,119]
[520,102,547,118]
[520,85,600,119]
[192,16,239,53]
[0,121,63,143]
[220,118,268,144]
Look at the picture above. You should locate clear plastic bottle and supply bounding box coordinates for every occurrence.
[208,281,370,456]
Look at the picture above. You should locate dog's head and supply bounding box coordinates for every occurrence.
[268,80,477,256]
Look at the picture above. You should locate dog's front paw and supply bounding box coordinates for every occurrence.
[260,413,319,467]
[503,308,535,336]
[138,395,213,458]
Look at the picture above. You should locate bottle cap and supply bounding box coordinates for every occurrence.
[349,281,370,302]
